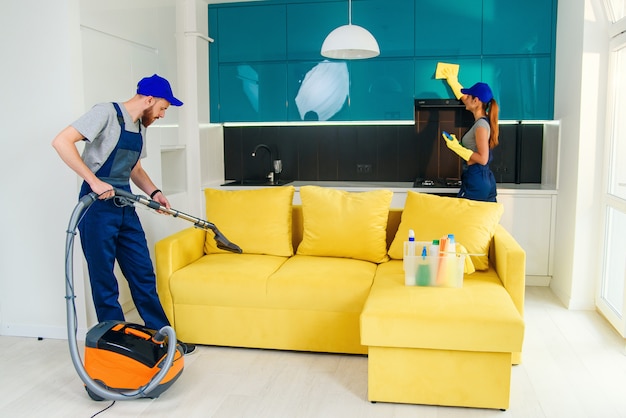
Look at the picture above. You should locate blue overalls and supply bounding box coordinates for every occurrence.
[458,151,497,202]
[78,103,170,330]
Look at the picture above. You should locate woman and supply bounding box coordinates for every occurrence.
[442,80,500,202]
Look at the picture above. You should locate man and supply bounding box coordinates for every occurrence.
[52,74,195,354]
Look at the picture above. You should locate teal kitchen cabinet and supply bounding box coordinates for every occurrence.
[414,57,482,100]
[482,56,553,120]
[208,0,557,122]
[415,56,553,120]
[217,63,288,122]
[350,59,415,120]
[287,61,352,121]
[414,0,482,57]
[217,4,286,62]
[357,0,414,58]
[287,2,346,61]
[209,9,219,122]
[287,59,414,122]
[287,0,414,61]
[482,0,556,55]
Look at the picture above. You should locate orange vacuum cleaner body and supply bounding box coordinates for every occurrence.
[84,321,184,398]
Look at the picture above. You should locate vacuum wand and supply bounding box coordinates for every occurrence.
[113,188,242,254]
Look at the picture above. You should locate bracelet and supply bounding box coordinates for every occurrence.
[150,189,162,199]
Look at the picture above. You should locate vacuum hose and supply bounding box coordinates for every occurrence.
[64,192,179,400]
[65,189,241,400]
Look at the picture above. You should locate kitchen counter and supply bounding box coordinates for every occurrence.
[218,180,557,195]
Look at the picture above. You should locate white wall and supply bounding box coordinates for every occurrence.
[79,0,183,321]
[552,0,609,309]
[0,0,85,338]
[0,0,204,338]
[178,0,221,212]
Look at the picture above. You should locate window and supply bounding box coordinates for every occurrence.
[605,0,626,21]
[607,43,626,200]
[601,207,626,316]
[596,1,626,336]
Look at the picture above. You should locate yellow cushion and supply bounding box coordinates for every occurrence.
[266,255,377,312]
[203,187,295,256]
[297,186,392,263]
[170,253,287,307]
[388,192,503,270]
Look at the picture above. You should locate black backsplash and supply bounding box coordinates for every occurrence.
[223,108,543,184]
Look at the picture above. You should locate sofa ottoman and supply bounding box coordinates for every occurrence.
[360,192,526,410]
[361,259,524,410]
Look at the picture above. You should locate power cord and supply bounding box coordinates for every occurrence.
[90,400,115,417]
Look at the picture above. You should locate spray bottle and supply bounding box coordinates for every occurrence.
[429,239,440,285]
[436,236,448,285]
[446,234,457,287]
[404,229,416,285]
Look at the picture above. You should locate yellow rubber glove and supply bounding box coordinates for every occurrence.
[446,77,464,100]
[442,132,473,161]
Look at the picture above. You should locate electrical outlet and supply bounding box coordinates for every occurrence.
[357,164,372,174]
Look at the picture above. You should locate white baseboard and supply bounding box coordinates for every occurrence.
[0,323,88,341]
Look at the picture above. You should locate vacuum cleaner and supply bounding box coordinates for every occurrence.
[65,188,242,401]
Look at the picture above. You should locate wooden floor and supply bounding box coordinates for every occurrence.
[1,286,626,418]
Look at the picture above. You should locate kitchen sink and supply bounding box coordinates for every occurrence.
[221,179,293,187]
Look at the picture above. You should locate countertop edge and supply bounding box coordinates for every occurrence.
[210,181,557,195]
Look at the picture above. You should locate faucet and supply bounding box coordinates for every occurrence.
[251,144,279,184]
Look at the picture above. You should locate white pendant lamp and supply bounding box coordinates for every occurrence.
[321,0,380,60]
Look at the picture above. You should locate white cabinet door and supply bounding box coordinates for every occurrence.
[497,194,556,277]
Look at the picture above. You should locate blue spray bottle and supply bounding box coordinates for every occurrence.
[404,229,416,285]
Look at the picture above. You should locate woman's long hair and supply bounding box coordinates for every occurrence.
[485,99,499,149]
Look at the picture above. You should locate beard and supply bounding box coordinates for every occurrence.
[141,108,158,127]
[141,116,154,128]
[140,99,167,127]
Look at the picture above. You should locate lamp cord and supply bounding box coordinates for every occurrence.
[348,0,352,24]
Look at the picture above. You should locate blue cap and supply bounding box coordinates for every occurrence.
[137,74,183,106]
[461,82,493,103]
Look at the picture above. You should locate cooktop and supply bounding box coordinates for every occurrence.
[413,178,462,188]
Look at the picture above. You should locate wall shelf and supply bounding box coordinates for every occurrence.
[160,146,187,195]
[161,145,186,152]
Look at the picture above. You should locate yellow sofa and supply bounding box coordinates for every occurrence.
[155,186,525,410]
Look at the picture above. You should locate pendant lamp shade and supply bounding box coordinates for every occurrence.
[321,0,380,60]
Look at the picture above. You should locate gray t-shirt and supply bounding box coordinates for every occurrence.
[461,117,490,152]
[71,102,147,173]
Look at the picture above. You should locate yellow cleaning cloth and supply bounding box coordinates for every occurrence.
[435,62,459,80]
[458,243,476,275]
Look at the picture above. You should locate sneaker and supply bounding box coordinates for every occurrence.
[177,340,197,355]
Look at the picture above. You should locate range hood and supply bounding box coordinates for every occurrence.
[415,98,464,108]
